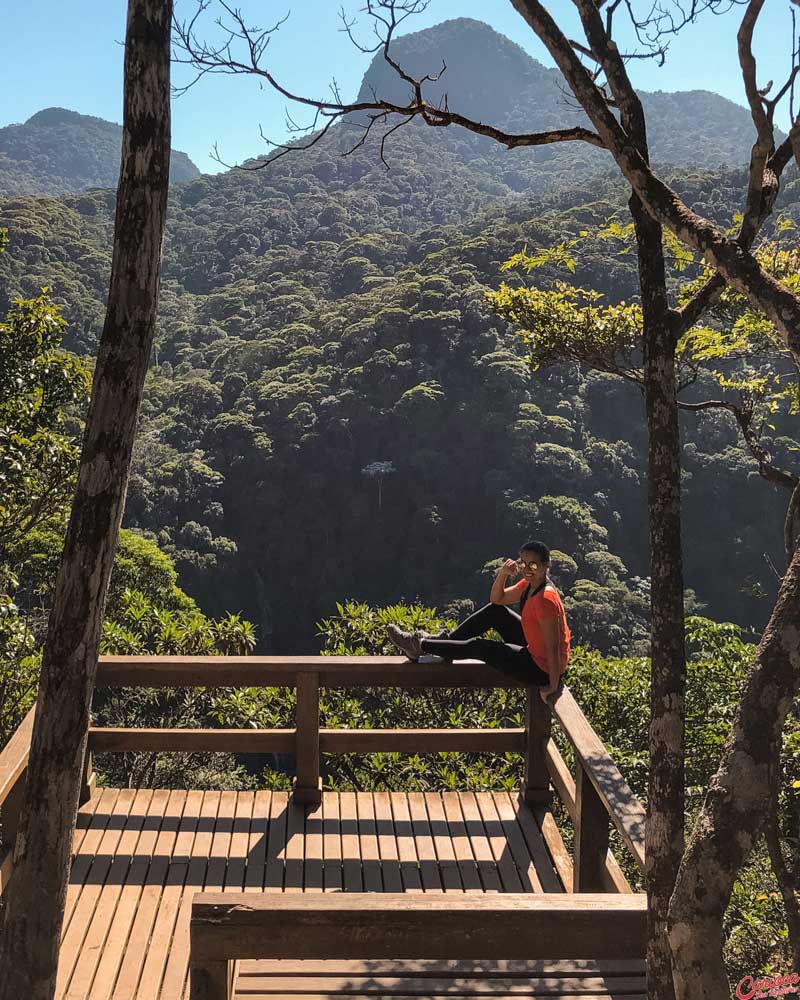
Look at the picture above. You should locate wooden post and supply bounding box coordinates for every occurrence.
[189,959,229,1000]
[293,671,321,806]
[79,747,95,805]
[574,762,610,891]
[521,686,554,808]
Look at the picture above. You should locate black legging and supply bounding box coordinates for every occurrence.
[420,602,551,686]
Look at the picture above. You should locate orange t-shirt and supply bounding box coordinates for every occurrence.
[513,580,571,676]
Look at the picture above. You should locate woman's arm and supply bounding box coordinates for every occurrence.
[538,617,562,698]
[490,559,526,605]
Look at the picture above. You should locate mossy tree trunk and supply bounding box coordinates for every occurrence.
[668,546,800,999]
[632,197,686,1000]
[0,3,172,997]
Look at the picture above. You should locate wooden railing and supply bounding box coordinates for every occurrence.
[0,655,646,896]
[0,706,34,892]
[189,892,648,1000]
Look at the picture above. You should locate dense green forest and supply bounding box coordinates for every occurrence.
[1,119,796,652]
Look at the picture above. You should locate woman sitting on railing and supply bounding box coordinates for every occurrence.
[387,540,570,704]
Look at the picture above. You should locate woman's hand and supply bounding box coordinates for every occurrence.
[498,558,518,578]
[539,684,558,703]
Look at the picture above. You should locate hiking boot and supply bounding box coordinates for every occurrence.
[386,624,425,660]
[418,653,445,664]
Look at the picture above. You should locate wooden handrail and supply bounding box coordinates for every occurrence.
[95,655,529,688]
[92,654,647,876]
[189,892,648,999]
[0,706,34,809]
[0,707,35,860]
[88,726,527,753]
[549,687,646,875]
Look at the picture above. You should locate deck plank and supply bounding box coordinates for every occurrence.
[158,790,221,1000]
[508,794,565,894]
[264,791,289,891]
[322,792,343,892]
[456,793,502,893]
[245,790,272,893]
[235,972,648,994]
[425,793,466,892]
[356,792,383,892]
[406,792,443,891]
[227,791,256,892]
[284,796,306,893]
[62,787,122,942]
[57,787,137,998]
[373,792,403,893]
[240,959,647,977]
[474,792,525,892]
[388,794,422,893]
[492,792,543,892]
[340,792,363,893]
[533,804,574,893]
[85,788,164,1000]
[441,792,482,893]
[112,788,189,1000]
[135,788,205,1000]
[305,798,324,892]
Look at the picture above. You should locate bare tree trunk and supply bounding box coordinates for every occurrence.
[633,198,686,1000]
[0,3,172,997]
[667,547,800,1000]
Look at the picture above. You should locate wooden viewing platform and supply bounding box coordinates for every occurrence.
[0,656,648,1000]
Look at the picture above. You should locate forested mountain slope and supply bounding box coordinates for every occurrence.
[0,107,200,197]
[1,19,796,652]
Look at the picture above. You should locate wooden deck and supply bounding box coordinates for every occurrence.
[53,786,645,1000]
[0,657,649,999]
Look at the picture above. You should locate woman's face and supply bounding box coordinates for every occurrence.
[517,551,548,586]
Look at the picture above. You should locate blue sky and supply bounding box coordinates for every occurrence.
[0,0,791,174]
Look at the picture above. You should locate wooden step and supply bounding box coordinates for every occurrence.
[234,959,647,999]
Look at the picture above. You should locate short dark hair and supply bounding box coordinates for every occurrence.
[520,540,550,563]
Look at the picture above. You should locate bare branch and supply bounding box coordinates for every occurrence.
[173,0,603,172]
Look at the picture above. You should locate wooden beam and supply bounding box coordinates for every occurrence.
[293,672,320,805]
[574,763,611,892]
[0,706,34,808]
[190,892,647,962]
[545,739,576,823]
[521,687,553,806]
[88,728,527,754]
[189,958,229,1000]
[88,728,296,753]
[94,656,527,689]
[79,748,95,806]
[545,742,634,893]
[551,688,646,871]
[320,729,526,753]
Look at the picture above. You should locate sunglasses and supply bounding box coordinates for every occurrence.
[517,559,542,572]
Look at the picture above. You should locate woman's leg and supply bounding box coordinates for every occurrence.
[419,636,549,685]
[445,603,525,645]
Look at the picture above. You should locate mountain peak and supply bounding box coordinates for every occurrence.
[357,17,555,127]
[25,108,102,128]
[356,17,756,166]
[0,108,201,197]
